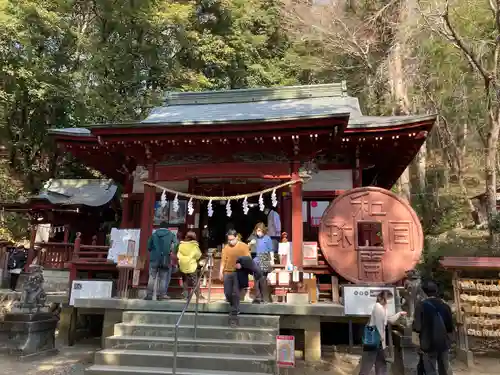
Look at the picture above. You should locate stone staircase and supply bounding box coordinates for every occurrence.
[85,310,279,375]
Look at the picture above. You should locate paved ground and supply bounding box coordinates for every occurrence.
[0,341,95,375]
[0,343,499,375]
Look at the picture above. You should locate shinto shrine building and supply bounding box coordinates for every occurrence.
[49,82,434,286]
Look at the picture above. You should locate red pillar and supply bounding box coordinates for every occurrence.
[291,162,303,268]
[139,179,156,284]
[121,175,133,228]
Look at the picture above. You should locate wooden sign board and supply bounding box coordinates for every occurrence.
[117,255,146,270]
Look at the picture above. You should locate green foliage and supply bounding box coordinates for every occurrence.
[0,160,27,240]
[0,0,303,197]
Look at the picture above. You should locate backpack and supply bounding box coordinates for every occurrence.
[7,255,16,270]
[422,299,450,352]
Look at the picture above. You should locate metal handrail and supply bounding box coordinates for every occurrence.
[172,253,212,375]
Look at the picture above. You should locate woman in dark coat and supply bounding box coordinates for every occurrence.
[7,245,27,291]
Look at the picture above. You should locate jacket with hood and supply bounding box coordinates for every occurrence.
[147,228,178,268]
[177,240,202,274]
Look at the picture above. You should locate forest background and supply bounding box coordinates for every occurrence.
[1,0,499,280]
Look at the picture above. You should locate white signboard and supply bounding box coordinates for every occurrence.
[276,335,295,368]
[108,228,141,263]
[343,285,396,316]
[70,280,113,306]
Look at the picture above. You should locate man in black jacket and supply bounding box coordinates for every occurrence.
[413,280,454,375]
[235,256,266,304]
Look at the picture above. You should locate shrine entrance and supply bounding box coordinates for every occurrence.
[193,179,281,249]
[202,198,268,248]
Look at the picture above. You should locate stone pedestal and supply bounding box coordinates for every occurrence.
[0,312,58,357]
[392,327,419,375]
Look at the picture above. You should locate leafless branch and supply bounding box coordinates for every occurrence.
[441,0,492,85]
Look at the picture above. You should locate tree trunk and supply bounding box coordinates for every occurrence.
[399,167,411,202]
[486,113,500,246]
[415,142,427,194]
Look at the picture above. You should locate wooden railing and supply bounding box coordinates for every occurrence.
[34,233,110,270]
[72,233,109,264]
[35,241,73,269]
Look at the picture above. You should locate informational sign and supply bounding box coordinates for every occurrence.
[108,228,140,263]
[276,335,295,368]
[343,285,396,316]
[70,280,113,306]
[302,241,318,266]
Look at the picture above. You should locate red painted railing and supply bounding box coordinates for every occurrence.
[35,242,73,269]
[34,233,110,270]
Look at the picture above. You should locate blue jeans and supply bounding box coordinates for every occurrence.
[146,266,169,299]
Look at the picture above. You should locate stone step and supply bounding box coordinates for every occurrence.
[86,365,272,375]
[105,336,274,356]
[94,349,274,374]
[114,323,277,342]
[122,311,279,328]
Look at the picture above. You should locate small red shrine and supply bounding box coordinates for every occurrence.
[1,179,119,268]
[49,82,434,287]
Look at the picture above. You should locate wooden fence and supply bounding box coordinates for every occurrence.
[34,233,109,270]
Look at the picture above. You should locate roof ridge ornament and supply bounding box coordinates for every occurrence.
[163,83,348,106]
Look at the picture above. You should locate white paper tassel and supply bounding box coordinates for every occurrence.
[258,193,265,211]
[160,189,167,208]
[242,197,249,215]
[271,189,278,207]
[172,194,179,212]
[187,197,194,216]
[207,199,214,217]
[226,199,232,217]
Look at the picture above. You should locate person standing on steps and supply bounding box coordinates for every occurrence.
[145,222,178,300]
[219,229,251,326]
[177,231,204,299]
[413,280,454,375]
[248,222,273,303]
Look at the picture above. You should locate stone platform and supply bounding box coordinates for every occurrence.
[86,310,279,375]
[71,298,348,363]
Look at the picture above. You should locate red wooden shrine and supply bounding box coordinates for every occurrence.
[47,83,434,289]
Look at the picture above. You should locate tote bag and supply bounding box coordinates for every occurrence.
[362,325,381,349]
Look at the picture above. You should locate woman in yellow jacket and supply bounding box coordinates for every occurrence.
[177,231,203,299]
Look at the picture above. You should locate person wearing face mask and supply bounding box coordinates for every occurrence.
[219,229,251,326]
[248,222,273,303]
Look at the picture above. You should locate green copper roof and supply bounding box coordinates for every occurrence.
[49,83,436,132]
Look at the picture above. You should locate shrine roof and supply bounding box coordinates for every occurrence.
[49,83,435,134]
[1,179,117,211]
